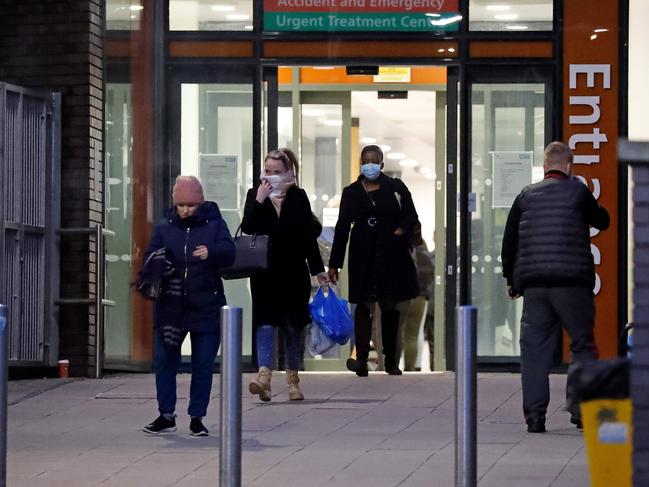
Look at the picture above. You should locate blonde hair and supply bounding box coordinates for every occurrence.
[279,147,300,186]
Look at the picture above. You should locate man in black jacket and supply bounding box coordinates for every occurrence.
[501,141,610,433]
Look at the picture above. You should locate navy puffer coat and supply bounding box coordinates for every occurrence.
[144,201,236,333]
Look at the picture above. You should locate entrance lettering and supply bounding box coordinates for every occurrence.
[568,63,611,295]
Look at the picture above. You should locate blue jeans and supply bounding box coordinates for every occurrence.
[154,328,220,418]
[256,324,301,370]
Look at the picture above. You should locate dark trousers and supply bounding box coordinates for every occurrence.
[154,328,220,418]
[520,287,598,420]
[354,300,401,368]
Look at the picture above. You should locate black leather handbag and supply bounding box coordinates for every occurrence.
[220,226,269,280]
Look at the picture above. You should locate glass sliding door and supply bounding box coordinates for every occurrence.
[169,66,258,364]
[179,82,254,359]
[105,83,133,367]
[469,81,549,361]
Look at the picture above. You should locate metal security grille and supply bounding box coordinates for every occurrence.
[0,83,60,365]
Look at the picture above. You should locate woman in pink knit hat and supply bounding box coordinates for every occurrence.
[141,175,235,436]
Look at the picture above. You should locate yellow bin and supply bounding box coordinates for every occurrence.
[581,398,633,487]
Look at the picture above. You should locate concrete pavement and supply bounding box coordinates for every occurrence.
[6,372,589,486]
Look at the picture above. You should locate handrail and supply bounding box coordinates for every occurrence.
[54,224,114,378]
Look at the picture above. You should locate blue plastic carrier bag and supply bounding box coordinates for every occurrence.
[308,286,354,345]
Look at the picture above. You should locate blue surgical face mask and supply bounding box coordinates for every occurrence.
[361,163,381,181]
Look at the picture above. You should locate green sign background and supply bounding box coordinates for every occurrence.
[264,12,460,31]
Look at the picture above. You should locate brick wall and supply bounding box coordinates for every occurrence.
[0,0,104,376]
[632,161,649,486]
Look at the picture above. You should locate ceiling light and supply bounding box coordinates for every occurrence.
[430,15,462,26]
[386,152,405,160]
[226,14,250,20]
[437,48,445,53]
[494,14,518,20]
[314,66,335,70]
[448,48,456,52]
[505,25,528,30]
[361,137,377,144]
[590,34,597,40]
[323,120,343,127]
[399,159,418,167]
[425,12,441,17]
[380,144,391,152]
[485,5,510,11]
[594,28,609,33]
[211,4,236,11]
[129,5,144,11]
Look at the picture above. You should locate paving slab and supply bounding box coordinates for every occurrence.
[5,372,589,486]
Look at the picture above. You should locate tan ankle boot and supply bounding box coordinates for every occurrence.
[249,367,272,402]
[286,369,304,401]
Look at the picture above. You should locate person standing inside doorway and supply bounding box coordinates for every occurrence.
[142,175,236,436]
[501,141,610,433]
[242,149,328,402]
[328,144,419,376]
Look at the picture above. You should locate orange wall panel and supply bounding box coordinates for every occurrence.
[264,41,458,58]
[470,41,553,59]
[278,66,446,85]
[563,0,619,359]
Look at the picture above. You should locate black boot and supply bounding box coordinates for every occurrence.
[381,309,402,375]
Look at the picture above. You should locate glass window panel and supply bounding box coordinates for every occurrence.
[300,104,342,222]
[471,83,545,357]
[278,107,293,150]
[180,83,254,357]
[170,0,254,31]
[105,83,133,364]
[106,0,142,31]
[469,0,553,31]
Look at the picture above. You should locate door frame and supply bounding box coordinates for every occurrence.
[265,63,459,372]
[166,63,261,370]
[460,65,555,366]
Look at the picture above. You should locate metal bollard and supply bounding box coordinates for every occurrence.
[220,306,242,487]
[0,304,8,487]
[455,305,477,487]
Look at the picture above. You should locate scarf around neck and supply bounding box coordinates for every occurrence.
[261,170,296,215]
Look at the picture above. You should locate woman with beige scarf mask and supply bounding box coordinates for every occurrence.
[241,149,328,401]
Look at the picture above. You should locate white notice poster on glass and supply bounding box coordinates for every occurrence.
[491,151,533,208]
[199,154,239,210]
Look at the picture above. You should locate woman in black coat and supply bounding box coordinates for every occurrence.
[142,176,235,437]
[328,145,419,377]
[241,149,328,402]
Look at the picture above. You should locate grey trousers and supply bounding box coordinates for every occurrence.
[520,286,598,419]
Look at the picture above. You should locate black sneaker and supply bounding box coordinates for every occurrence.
[385,366,403,376]
[526,415,546,433]
[346,358,357,373]
[143,415,176,434]
[355,362,369,377]
[190,417,209,437]
[570,414,583,430]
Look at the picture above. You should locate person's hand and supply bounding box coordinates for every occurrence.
[256,180,273,203]
[507,285,521,299]
[193,245,208,260]
[394,227,404,236]
[328,268,339,285]
[317,272,329,286]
